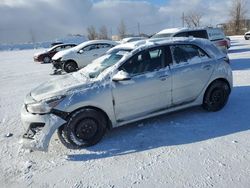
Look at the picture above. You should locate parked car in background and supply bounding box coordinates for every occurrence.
[52,40,118,73]
[244,31,250,40]
[121,37,147,43]
[21,37,232,151]
[33,43,76,63]
[152,27,228,53]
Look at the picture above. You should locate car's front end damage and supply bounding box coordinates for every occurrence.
[21,104,66,151]
[20,74,90,151]
[21,93,67,151]
[51,59,64,73]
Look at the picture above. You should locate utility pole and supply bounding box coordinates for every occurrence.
[110,28,112,39]
[182,12,185,27]
[137,22,140,36]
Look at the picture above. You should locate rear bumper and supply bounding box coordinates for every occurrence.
[21,105,66,151]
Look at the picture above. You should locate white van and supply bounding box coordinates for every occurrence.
[152,28,228,53]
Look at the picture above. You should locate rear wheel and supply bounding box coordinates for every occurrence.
[203,80,230,112]
[64,61,78,73]
[58,109,107,149]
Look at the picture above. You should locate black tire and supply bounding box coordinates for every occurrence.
[57,125,76,149]
[59,109,107,149]
[43,56,51,63]
[203,80,230,112]
[64,61,78,73]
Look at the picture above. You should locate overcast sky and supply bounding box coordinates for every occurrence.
[0,0,249,43]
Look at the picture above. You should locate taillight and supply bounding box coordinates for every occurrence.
[216,40,228,47]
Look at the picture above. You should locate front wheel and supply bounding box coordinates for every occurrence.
[203,80,230,112]
[64,61,78,73]
[58,109,107,149]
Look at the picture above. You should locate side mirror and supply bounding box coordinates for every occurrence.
[78,49,84,54]
[112,70,131,82]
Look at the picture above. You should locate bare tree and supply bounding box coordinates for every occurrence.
[99,25,109,39]
[184,11,203,28]
[229,0,247,34]
[87,26,98,40]
[117,19,127,39]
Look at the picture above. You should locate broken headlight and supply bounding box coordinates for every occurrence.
[26,95,65,114]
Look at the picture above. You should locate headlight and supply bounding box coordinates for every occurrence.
[26,95,65,114]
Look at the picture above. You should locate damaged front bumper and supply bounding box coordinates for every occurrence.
[21,105,66,151]
[52,60,64,70]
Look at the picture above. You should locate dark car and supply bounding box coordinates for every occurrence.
[33,43,76,63]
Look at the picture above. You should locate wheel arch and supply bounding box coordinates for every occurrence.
[68,106,113,130]
[203,78,231,102]
[65,59,78,67]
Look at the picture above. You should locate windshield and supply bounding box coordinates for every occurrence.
[151,33,173,38]
[78,49,131,79]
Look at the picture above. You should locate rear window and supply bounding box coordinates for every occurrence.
[187,30,208,39]
[174,32,188,37]
[151,33,173,38]
[207,28,225,41]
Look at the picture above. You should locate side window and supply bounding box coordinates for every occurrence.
[55,46,63,52]
[82,44,96,51]
[171,45,209,65]
[119,47,165,76]
[99,43,113,48]
[174,32,188,37]
[64,45,73,50]
[188,30,208,39]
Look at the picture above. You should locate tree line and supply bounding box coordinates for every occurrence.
[87,20,126,40]
[87,0,249,39]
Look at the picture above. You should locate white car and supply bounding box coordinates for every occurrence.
[152,27,228,53]
[21,38,232,151]
[52,40,118,73]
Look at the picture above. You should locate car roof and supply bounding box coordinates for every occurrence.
[52,43,76,49]
[74,40,119,50]
[110,37,224,58]
[157,28,189,34]
[113,37,206,50]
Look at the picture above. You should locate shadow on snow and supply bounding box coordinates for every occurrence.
[67,85,250,162]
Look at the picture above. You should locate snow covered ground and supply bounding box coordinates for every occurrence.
[0,36,250,188]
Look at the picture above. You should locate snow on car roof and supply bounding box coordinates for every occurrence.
[74,40,118,51]
[113,37,209,51]
[157,28,188,34]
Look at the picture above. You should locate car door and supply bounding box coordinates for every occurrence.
[77,44,114,68]
[170,44,214,105]
[76,44,98,67]
[111,46,172,122]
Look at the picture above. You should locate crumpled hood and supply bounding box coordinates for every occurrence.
[30,73,91,102]
[52,48,75,60]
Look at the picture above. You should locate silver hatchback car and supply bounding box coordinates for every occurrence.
[21,38,232,151]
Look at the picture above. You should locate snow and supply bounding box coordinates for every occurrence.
[1,36,250,187]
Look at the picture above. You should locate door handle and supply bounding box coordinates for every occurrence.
[202,65,212,70]
[159,74,169,81]
[93,54,98,57]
